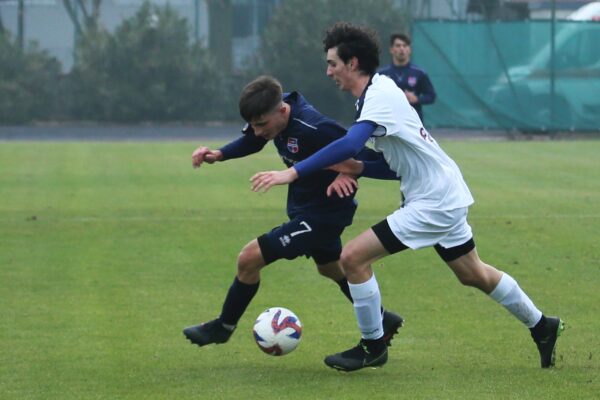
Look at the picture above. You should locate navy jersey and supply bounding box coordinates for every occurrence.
[378,62,436,122]
[220,92,357,227]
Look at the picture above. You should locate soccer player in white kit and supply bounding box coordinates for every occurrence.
[250,22,563,372]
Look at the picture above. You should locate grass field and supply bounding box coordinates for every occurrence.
[1,140,599,399]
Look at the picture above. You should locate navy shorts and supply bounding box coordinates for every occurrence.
[257,216,345,266]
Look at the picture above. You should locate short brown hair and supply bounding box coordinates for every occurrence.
[390,33,411,46]
[239,75,283,122]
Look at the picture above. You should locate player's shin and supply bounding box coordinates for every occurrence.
[489,273,542,328]
[219,276,260,328]
[349,274,384,338]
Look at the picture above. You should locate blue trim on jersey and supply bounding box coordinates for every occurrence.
[354,76,374,120]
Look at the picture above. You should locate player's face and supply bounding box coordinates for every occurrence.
[390,39,411,65]
[250,104,288,140]
[326,48,353,92]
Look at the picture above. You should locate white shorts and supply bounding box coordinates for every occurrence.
[386,204,473,250]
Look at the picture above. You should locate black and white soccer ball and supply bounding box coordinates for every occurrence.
[253,307,302,356]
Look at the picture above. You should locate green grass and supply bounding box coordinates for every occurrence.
[1,140,599,399]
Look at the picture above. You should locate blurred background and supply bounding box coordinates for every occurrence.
[0,0,599,133]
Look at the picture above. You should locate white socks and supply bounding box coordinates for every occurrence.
[349,274,383,340]
[348,272,542,339]
[489,273,542,328]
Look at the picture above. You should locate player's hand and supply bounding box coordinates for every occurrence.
[404,90,418,104]
[250,168,299,193]
[192,147,222,168]
[326,173,358,198]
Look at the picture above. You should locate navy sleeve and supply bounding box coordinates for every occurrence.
[294,121,376,178]
[361,157,400,180]
[354,147,381,162]
[219,131,267,161]
[417,73,436,105]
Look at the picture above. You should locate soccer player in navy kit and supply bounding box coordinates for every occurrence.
[183,75,403,348]
[378,33,436,123]
[251,24,563,372]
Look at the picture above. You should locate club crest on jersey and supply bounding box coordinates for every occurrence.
[287,137,299,153]
[408,76,417,87]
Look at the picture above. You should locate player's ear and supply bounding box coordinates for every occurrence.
[278,103,287,114]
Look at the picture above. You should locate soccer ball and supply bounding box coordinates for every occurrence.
[253,307,302,356]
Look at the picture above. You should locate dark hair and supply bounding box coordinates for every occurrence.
[322,22,380,76]
[239,75,283,122]
[390,33,411,47]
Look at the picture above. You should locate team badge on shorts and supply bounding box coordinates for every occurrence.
[408,76,417,87]
[287,138,299,153]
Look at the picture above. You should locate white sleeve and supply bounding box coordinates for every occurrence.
[356,88,400,138]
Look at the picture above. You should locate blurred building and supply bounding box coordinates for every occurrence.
[0,0,278,71]
[0,0,594,72]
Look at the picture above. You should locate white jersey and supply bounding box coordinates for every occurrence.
[356,74,474,210]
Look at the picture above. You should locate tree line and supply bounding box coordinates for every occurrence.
[0,0,406,124]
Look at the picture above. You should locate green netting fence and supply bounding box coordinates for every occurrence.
[412,20,600,132]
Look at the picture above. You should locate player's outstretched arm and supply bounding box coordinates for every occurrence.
[192,146,223,169]
[250,167,299,193]
[249,122,375,193]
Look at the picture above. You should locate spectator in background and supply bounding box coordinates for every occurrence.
[378,33,436,123]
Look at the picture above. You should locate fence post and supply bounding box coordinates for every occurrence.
[550,0,556,131]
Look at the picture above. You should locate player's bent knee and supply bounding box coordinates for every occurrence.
[237,241,265,273]
[339,247,362,272]
[451,264,492,291]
